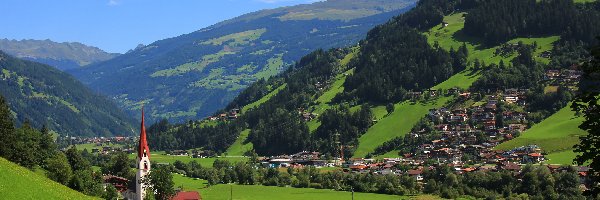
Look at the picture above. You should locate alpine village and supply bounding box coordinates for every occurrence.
[1,0,600,199]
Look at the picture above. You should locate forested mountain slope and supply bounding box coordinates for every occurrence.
[0,39,118,71]
[70,0,417,123]
[147,0,600,163]
[0,51,135,136]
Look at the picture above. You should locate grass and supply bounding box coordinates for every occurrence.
[425,12,559,65]
[198,184,427,200]
[242,84,287,113]
[545,150,578,165]
[152,50,234,77]
[253,54,285,80]
[312,68,355,115]
[354,96,452,158]
[127,152,247,167]
[201,29,267,46]
[173,173,209,191]
[224,129,253,156]
[495,104,586,164]
[0,157,98,200]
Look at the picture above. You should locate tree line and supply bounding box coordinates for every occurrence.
[464,0,600,46]
[171,158,584,199]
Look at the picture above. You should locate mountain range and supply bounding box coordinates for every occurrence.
[0,39,119,71]
[0,51,135,136]
[69,0,417,123]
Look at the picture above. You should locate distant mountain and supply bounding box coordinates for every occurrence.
[70,0,417,122]
[0,39,119,71]
[0,51,135,137]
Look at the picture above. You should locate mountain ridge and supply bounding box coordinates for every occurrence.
[70,0,417,123]
[0,38,119,71]
[0,50,135,137]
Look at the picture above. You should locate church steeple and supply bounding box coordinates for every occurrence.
[136,107,151,200]
[138,108,150,160]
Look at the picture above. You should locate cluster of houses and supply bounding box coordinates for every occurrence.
[545,69,583,87]
[261,151,331,168]
[66,136,137,155]
[207,108,240,121]
[166,149,217,158]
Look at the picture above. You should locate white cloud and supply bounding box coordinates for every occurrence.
[107,0,120,6]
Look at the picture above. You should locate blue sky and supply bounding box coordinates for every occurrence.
[0,0,319,53]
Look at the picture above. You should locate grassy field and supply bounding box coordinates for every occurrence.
[495,104,586,165]
[172,174,438,200]
[354,96,452,158]
[242,84,287,113]
[0,157,97,200]
[425,12,559,65]
[224,129,253,156]
[127,152,247,167]
[545,150,578,165]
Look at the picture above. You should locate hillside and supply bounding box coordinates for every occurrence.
[0,51,135,136]
[0,39,118,71]
[146,0,599,164]
[495,104,586,165]
[70,0,417,123]
[0,157,97,200]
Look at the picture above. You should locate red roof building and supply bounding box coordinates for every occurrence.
[173,191,202,200]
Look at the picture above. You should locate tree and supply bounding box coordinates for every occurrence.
[39,125,57,167]
[103,184,120,200]
[103,152,134,179]
[0,95,15,159]
[572,40,600,197]
[45,152,72,185]
[143,166,175,200]
[386,103,395,115]
[65,146,91,171]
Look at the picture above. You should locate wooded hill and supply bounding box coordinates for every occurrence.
[0,51,135,136]
[146,0,600,160]
[69,0,418,123]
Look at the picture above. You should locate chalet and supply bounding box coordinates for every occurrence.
[447,87,459,95]
[459,92,471,99]
[427,89,438,97]
[103,175,129,192]
[504,96,519,104]
[407,91,422,100]
[407,169,423,181]
[169,150,188,156]
[545,70,561,80]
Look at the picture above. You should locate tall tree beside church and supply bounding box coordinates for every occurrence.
[572,40,600,197]
[143,166,175,200]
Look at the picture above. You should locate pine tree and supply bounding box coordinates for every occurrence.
[0,95,15,159]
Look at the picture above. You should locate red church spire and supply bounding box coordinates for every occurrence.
[138,107,150,159]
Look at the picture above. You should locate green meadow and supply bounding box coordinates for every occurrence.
[495,104,586,165]
[127,151,247,167]
[224,129,253,156]
[0,157,97,200]
[172,173,439,200]
[353,96,453,158]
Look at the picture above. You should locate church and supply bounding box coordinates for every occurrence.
[120,109,201,200]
